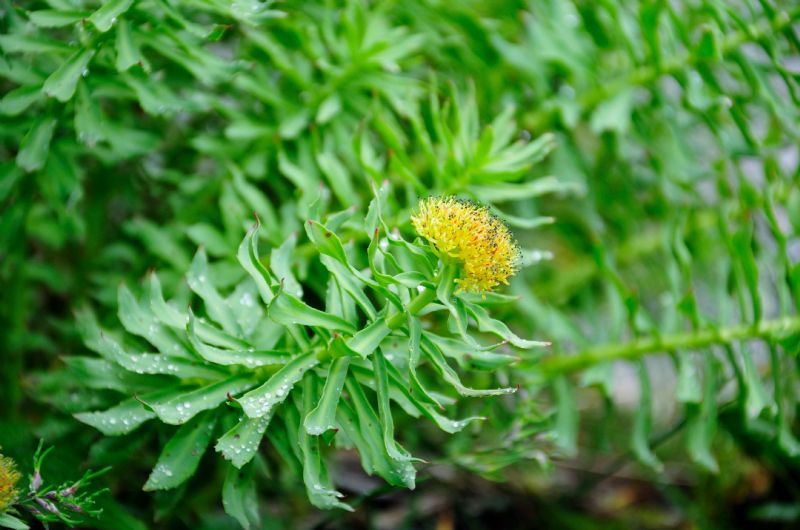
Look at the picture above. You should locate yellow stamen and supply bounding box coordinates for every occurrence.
[411,197,521,293]
[0,452,20,512]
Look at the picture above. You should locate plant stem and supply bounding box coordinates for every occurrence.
[540,315,800,374]
[386,287,438,330]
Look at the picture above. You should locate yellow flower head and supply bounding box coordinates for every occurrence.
[0,452,20,512]
[411,197,520,293]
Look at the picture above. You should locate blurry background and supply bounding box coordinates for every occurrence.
[2,0,800,528]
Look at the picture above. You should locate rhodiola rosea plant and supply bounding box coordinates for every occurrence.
[69,186,544,524]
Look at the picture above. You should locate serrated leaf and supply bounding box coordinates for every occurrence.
[151,374,256,425]
[115,19,147,71]
[16,117,56,172]
[425,332,517,370]
[294,379,352,511]
[239,350,319,418]
[553,375,577,456]
[117,284,194,359]
[222,462,259,529]
[268,285,356,333]
[342,376,416,488]
[188,314,289,368]
[89,0,133,32]
[631,361,663,471]
[304,356,350,435]
[43,48,95,102]
[144,412,217,490]
[421,336,515,397]
[148,272,248,349]
[75,81,107,146]
[464,301,547,349]
[270,232,303,297]
[187,248,242,336]
[74,397,158,435]
[237,223,276,305]
[686,352,719,472]
[372,349,419,463]
[0,84,43,116]
[316,151,360,208]
[29,9,89,27]
[216,416,270,468]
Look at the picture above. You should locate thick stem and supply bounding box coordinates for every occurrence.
[386,287,438,330]
[540,315,800,374]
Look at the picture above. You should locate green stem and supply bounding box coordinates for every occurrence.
[541,315,800,374]
[386,286,438,330]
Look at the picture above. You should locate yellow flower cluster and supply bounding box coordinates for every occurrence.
[0,452,20,512]
[411,197,520,293]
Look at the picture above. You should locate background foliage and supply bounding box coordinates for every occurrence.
[2,0,800,528]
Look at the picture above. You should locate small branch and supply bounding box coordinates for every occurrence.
[540,315,800,374]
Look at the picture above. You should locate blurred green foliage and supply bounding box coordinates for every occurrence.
[1,0,799,528]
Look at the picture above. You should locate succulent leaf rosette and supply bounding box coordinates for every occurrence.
[72,187,542,517]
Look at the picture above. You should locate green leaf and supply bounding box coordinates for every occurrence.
[304,356,350,435]
[590,88,634,134]
[216,416,270,468]
[29,9,89,27]
[732,225,762,323]
[347,318,392,358]
[43,48,95,102]
[187,248,242,336]
[16,117,56,172]
[149,273,247,349]
[117,284,194,359]
[187,223,231,257]
[316,93,342,124]
[75,81,107,146]
[239,350,319,418]
[81,320,224,380]
[342,375,416,488]
[89,0,133,32]
[316,151,360,208]
[631,361,663,471]
[0,84,43,116]
[74,396,160,435]
[468,176,577,202]
[0,513,29,530]
[464,301,547,349]
[270,231,303,297]
[150,374,256,424]
[686,352,719,472]
[436,261,472,342]
[350,363,481,434]
[742,346,770,418]
[321,255,377,319]
[188,315,289,368]
[222,462,259,529]
[268,285,356,333]
[0,35,72,54]
[115,19,146,72]
[372,349,419,463]
[306,219,401,309]
[553,375,577,456]
[237,223,276,305]
[675,354,702,403]
[421,336,515,397]
[296,378,352,510]
[143,412,217,491]
[425,332,518,370]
